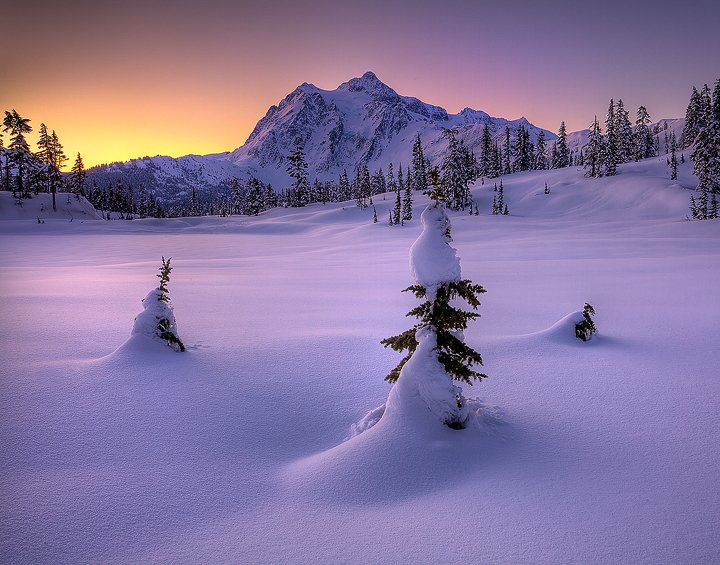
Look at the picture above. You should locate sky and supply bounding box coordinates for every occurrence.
[3,0,719,169]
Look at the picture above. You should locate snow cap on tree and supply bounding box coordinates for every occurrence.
[131,257,185,352]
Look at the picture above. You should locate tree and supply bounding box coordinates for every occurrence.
[552,121,570,168]
[130,257,185,352]
[411,134,428,192]
[380,169,487,429]
[634,106,655,160]
[585,116,604,178]
[535,130,547,170]
[402,173,413,221]
[392,180,402,224]
[670,131,678,180]
[502,126,512,174]
[681,86,704,149]
[2,110,33,197]
[479,126,493,176]
[575,303,597,341]
[614,99,633,163]
[603,99,618,176]
[287,139,309,207]
[70,153,87,197]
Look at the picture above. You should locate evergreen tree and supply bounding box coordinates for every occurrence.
[503,126,512,174]
[402,175,413,221]
[553,121,570,168]
[535,129,547,170]
[381,168,487,428]
[286,140,309,207]
[70,153,87,197]
[373,206,378,223]
[339,169,351,202]
[681,86,703,149]
[585,116,604,177]
[411,134,428,192]
[614,99,633,163]
[575,303,597,341]
[2,109,33,197]
[131,257,185,352]
[670,131,678,180]
[634,106,655,160]
[392,181,402,224]
[604,99,618,176]
[480,126,493,176]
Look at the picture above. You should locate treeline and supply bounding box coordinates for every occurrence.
[0,109,166,219]
[684,80,720,220]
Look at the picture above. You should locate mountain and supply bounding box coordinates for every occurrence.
[87,72,557,205]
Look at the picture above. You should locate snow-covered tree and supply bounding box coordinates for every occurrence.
[2,109,34,197]
[535,130,547,170]
[585,116,604,178]
[381,169,488,429]
[287,140,309,207]
[670,131,678,180]
[552,121,570,168]
[70,153,87,197]
[634,106,655,161]
[681,86,704,149]
[402,174,413,221]
[131,257,185,352]
[575,303,597,342]
[614,99,633,163]
[411,134,428,192]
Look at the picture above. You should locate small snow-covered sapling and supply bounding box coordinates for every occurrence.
[575,303,597,341]
[155,257,185,351]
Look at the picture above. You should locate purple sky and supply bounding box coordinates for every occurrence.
[3,0,719,167]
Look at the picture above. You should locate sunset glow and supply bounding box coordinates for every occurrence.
[4,0,719,168]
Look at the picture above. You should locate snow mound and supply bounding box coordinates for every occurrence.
[522,310,596,345]
[385,327,470,429]
[409,205,460,299]
[0,191,102,220]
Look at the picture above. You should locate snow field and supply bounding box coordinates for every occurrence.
[1,157,719,564]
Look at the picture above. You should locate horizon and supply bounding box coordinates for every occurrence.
[3,0,719,168]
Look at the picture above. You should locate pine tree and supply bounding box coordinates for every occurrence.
[380,168,487,428]
[585,116,603,177]
[681,86,703,149]
[496,179,504,213]
[287,139,309,207]
[480,126,493,176]
[604,99,618,176]
[503,126,512,174]
[411,134,428,192]
[491,193,498,215]
[575,303,597,341]
[553,121,570,168]
[402,175,413,221]
[392,181,402,225]
[2,110,33,197]
[634,105,654,160]
[614,99,633,163]
[670,131,678,180]
[535,130,547,170]
[709,192,719,219]
[339,170,351,201]
[373,206,378,223]
[70,153,87,197]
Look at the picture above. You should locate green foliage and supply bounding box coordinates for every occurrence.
[381,281,488,384]
[575,302,597,341]
[154,256,185,352]
[158,317,185,352]
[157,256,172,296]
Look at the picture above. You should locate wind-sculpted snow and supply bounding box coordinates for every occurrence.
[1,158,720,563]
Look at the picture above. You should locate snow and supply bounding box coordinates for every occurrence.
[2,155,720,564]
[409,204,461,297]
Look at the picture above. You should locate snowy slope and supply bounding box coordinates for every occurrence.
[2,157,719,564]
[87,72,557,204]
[0,191,102,221]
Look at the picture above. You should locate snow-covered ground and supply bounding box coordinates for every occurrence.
[1,155,719,564]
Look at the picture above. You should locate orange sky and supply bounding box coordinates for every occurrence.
[3,0,718,169]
